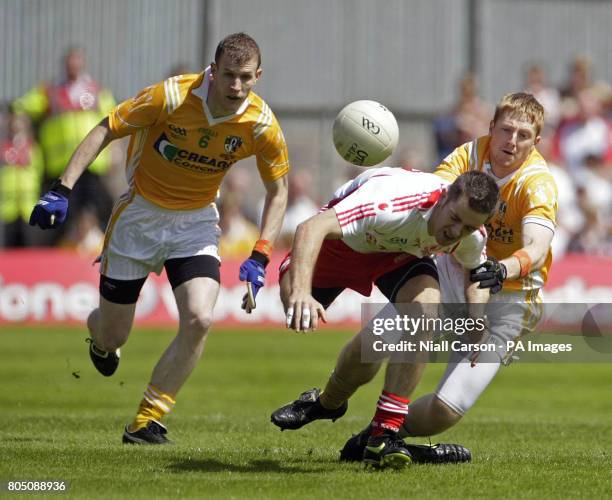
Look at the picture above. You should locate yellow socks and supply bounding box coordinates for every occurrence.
[128,384,176,432]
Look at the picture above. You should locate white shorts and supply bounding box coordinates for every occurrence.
[100,192,221,280]
[433,253,544,415]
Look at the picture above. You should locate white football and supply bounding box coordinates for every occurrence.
[333,100,399,167]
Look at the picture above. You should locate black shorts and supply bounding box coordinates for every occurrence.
[99,255,220,304]
[311,256,438,308]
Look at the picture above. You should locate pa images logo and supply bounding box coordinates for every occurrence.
[224,135,243,154]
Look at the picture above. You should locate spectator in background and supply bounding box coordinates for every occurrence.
[570,185,611,255]
[591,81,612,170]
[0,108,44,247]
[433,72,490,161]
[572,154,612,254]
[223,168,261,224]
[397,146,427,171]
[13,46,117,238]
[560,56,594,103]
[558,55,606,124]
[218,191,260,259]
[537,136,584,259]
[523,62,561,134]
[553,89,612,174]
[59,207,105,257]
[277,169,318,249]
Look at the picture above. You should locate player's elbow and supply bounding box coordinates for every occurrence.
[97,117,116,143]
[265,176,289,202]
[294,218,313,244]
[530,244,551,270]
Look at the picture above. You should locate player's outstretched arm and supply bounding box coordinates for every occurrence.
[29,118,116,229]
[285,210,341,332]
[471,223,554,292]
[59,117,116,189]
[239,176,288,313]
[259,176,289,245]
[464,269,490,315]
[500,222,553,281]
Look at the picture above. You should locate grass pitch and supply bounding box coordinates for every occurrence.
[1,325,611,499]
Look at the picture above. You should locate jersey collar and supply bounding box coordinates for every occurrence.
[483,162,516,187]
[192,66,251,125]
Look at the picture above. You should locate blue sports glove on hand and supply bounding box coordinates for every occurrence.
[239,251,268,313]
[29,180,71,229]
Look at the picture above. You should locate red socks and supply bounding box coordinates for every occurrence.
[371,390,409,436]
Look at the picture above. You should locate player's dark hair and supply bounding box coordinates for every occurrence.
[448,171,499,216]
[215,32,261,68]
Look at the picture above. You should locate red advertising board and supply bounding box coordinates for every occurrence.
[0,249,610,325]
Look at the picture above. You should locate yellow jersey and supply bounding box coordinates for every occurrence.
[108,69,290,210]
[435,136,557,291]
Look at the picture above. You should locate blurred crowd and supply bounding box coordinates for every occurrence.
[1,49,610,259]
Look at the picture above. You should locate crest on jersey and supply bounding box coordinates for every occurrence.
[224,135,243,154]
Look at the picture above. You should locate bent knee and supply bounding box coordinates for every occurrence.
[403,394,463,437]
[431,394,464,422]
[184,311,213,338]
[87,308,132,350]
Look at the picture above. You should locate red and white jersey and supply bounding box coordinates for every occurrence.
[328,167,486,270]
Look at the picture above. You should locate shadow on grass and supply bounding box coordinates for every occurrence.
[168,458,341,474]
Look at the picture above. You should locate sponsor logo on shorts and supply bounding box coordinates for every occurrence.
[154,133,235,173]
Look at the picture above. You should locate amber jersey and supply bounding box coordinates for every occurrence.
[435,136,558,291]
[108,68,290,210]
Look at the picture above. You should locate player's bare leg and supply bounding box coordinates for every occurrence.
[281,269,382,409]
[123,277,219,444]
[400,394,462,436]
[86,297,136,377]
[402,356,501,437]
[150,276,219,394]
[361,275,439,469]
[87,296,135,351]
[272,272,355,429]
[319,334,382,409]
[380,274,440,399]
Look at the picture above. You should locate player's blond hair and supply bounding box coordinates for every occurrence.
[493,92,544,136]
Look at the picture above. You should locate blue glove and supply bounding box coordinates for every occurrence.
[239,251,268,312]
[29,180,71,229]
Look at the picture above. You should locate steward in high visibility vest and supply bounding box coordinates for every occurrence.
[12,46,115,179]
[0,112,44,246]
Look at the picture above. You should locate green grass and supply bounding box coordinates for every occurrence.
[1,325,611,499]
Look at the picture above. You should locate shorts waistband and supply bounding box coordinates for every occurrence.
[132,194,217,216]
